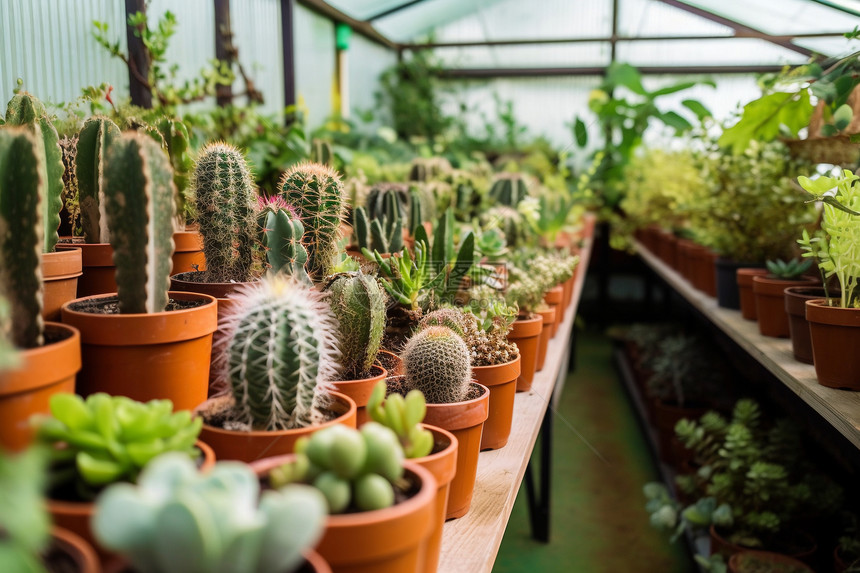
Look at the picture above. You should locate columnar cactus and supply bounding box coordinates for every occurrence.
[490,173,528,207]
[59,136,80,235]
[154,117,192,219]
[256,196,309,283]
[191,142,258,283]
[0,128,44,348]
[278,162,345,282]
[323,272,386,380]
[402,325,472,404]
[365,183,409,221]
[103,133,176,314]
[310,138,334,166]
[408,157,452,182]
[353,204,403,255]
[5,92,63,253]
[408,188,424,236]
[223,276,340,430]
[76,116,121,243]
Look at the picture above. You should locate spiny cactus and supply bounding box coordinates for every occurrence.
[153,117,192,220]
[420,307,518,367]
[223,276,340,430]
[59,135,80,235]
[278,162,345,282]
[311,138,334,166]
[192,142,258,283]
[76,116,121,244]
[5,92,64,253]
[103,132,176,314]
[408,156,451,182]
[402,325,472,404]
[353,204,403,255]
[323,272,386,380]
[0,128,44,348]
[408,188,424,236]
[490,173,528,207]
[257,196,309,283]
[365,183,409,221]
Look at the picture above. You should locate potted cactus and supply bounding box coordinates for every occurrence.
[0,127,81,452]
[505,266,547,392]
[60,132,218,411]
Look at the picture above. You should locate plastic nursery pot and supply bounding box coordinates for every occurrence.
[709,525,817,562]
[329,364,388,426]
[42,248,83,321]
[535,307,556,371]
[56,242,116,297]
[251,457,437,573]
[784,287,829,365]
[0,322,80,451]
[422,382,489,519]
[508,314,542,392]
[736,268,769,321]
[170,229,206,275]
[728,550,814,573]
[196,391,357,463]
[473,356,521,450]
[49,526,100,573]
[60,292,218,411]
[752,275,818,338]
[716,258,763,310]
[544,286,564,338]
[806,299,860,390]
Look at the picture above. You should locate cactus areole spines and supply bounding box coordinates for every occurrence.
[76,116,121,244]
[324,272,386,380]
[103,133,176,314]
[402,325,472,404]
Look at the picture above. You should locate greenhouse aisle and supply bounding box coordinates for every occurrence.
[493,327,693,573]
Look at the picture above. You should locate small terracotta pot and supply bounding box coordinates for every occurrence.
[736,268,768,321]
[676,239,695,282]
[806,299,860,389]
[302,550,333,573]
[753,276,818,338]
[57,242,116,297]
[330,364,388,426]
[562,273,575,309]
[543,286,564,338]
[252,457,437,573]
[535,306,556,371]
[508,315,542,392]
[652,400,706,466]
[709,525,817,561]
[423,382,489,519]
[376,350,403,377]
[728,550,813,573]
[50,525,100,573]
[197,391,357,462]
[42,248,82,321]
[0,322,80,451]
[170,229,206,274]
[785,286,828,364]
[60,292,217,411]
[474,356,521,450]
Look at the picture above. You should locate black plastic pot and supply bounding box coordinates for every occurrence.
[716,258,763,310]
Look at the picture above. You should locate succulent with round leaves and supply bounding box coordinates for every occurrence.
[0,446,51,573]
[93,453,327,573]
[765,258,813,280]
[75,116,121,244]
[489,172,529,207]
[256,196,310,283]
[366,380,433,459]
[402,325,472,404]
[323,272,386,380]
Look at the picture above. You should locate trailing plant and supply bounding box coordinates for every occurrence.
[0,447,51,573]
[256,196,310,283]
[366,380,434,459]
[764,258,813,280]
[402,325,472,404]
[75,116,121,244]
[93,453,326,573]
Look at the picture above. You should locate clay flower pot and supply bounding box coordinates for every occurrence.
[728,550,814,573]
[49,526,100,573]
[543,286,564,338]
[252,456,437,573]
[42,248,82,321]
[507,314,542,392]
[60,292,217,411]
[422,382,489,519]
[170,229,206,275]
[535,306,556,371]
[652,400,706,466]
[709,525,816,562]
[196,391,357,463]
[0,322,80,451]
[376,350,403,377]
[330,364,388,426]
[57,242,116,297]
[473,356,521,450]
[736,268,768,321]
[806,299,860,389]
[753,275,817,338]
[784,286,829,364]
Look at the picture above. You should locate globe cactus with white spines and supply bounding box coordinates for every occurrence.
[402,325,472,404]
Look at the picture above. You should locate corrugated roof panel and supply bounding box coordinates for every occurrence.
[683,0,859,35]
[795,35,860,57]
[374,0,508,42]
[617,38,810,66]
[325,0,411,21]
[433,43,610,68]
[619,0,732,36]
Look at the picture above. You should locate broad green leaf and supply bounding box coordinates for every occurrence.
[658,111,693,133]
[573,117,588,147]
[681,99,712,120]
[606,63,647,95]
[798,175,838,194]
[719,91,813,153]
[834,103,853,131]
[648,80,699,98]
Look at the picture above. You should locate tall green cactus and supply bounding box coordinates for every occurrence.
[408,157,452,182]
[257,196,309,283]
[278,162,345,283]
[103,133,176,314]
[323,272,386,380]
[224,276,340,430]
[365,183,409,221]
[310,138,334,166]
[408,188,424,236]
[76,117,121,244]
[0,128,45,348]
[191,142,258,283]
[489,173,528,207]
[5,93,63,253]
[154,117,192,220]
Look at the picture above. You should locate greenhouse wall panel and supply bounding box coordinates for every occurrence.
[230,0,285,116]
[349,34,397,126]
[293,3,336,129]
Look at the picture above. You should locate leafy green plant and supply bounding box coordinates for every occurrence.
[0,447,51,573]
[644,334,726,408]
[366,380,433,459]
[765,258,813,280]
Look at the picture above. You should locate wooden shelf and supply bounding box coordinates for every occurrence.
[634,241,860,451]
[437,235,593,573]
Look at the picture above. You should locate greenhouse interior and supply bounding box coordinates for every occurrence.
[3,0,860,572]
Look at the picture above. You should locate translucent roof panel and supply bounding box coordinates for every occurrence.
[681,0,860,35]
[373,0,508,43]
[616,38,810,66]
[433,43,611,69]
[795,36,860,57]
[619,0,732,37]
[323,0,418,22]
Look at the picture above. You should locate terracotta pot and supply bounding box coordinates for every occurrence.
[753,275,818,338]
[252,457,436,573]
[57,242,116,297]
[474,356,521,450]
[60,292,217,411]
[508,315,542,392]
[329,364,388,426]
[709,525,817,562]
[806,299,860,389]
[197,391,357,462]
[423,382,489,519]
[676,239,696,282]
[785,286,829,364]
[562,273,574,309]
[42,248,82,321]
[535,307,556,371]
[376,350,403,377]
[50,526,100,573]
[736,268,768,321]
[701,250,718,297]
[0,322,80,451]
[687,244,708,291]
[652,400,706,466]
[728,550,813,573]
[302,550,333,573]
[543,286,564,338]
[170,229,206,274]
[49,440,215,563]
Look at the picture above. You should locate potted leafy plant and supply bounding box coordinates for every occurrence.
[751,258,816,338]
[505,263,549,391]
[728,550,813,573]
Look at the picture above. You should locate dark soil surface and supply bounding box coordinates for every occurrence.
[66,296,206,315]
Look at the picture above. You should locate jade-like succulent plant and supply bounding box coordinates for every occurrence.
[76,116,121,244]
[256,196,309,283]
[323,272,386,380]
[489,172,528,207]
[402,325,472,404]
[366,380,434,459]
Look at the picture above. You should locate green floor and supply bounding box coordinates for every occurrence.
[493,328,694,573]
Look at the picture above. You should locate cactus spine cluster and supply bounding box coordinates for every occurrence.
[490,173,528,207]
[5,93,64,253]
[323,272,386,380]
[59,136,80,234]
[76,117,121,244]
[278,162,345,283]
[402,325,472,404]
[192,142,258,283]
[224,276,340,430]
[0,128,45,348]
[257,196,309,282]
[103,133,176,314]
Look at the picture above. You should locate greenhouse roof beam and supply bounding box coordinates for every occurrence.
[297,0,398,48]
[366,0,433,21]
[438,64,784,78]
[807,0,860,18]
